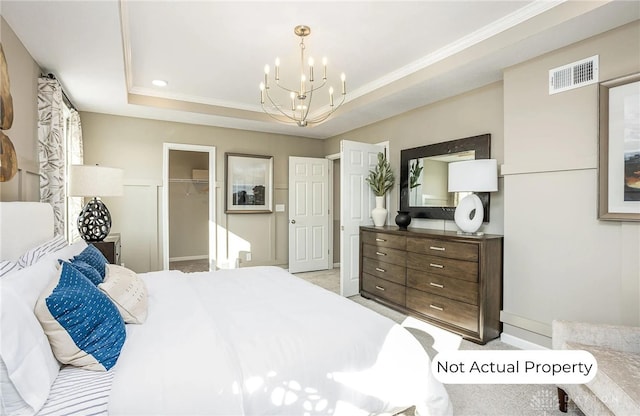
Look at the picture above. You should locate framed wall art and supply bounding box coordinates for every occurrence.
[598,72,640,221]
[225,153,273,213]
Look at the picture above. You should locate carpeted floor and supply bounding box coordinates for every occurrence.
[293,268,586,416]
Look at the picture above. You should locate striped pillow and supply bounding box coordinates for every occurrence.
[37,366,114,416]
[16,235,68,268]
[0,260,20,277]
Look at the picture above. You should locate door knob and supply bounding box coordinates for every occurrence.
[291,219,296,224]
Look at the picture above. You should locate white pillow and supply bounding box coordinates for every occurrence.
[99,264,148,324]
[0,260,20,277]
[0,240,88,415]
[0,286,60,416]
[16,235,68,268]
[3,240,88,310]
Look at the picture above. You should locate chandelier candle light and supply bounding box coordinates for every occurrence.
[260,25,346,127]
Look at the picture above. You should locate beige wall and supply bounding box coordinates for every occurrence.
[323,21,639,347]
[80,112,325,272]
[324,81,505,236]
[501,21,640,347]
[0,17,41,201]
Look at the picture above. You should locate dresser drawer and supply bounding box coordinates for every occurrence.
[407,289,478,333]
[406,252,478,282]
[407,268,478,305]
[406,237,478,262]
[362,244,406,267]
[362,258,406,285]
[362,230,406,250]
[362,274,406,306]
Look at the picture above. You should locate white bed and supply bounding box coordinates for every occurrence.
[0,202,452,416]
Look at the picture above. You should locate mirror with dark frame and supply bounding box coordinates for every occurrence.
[399,134,491,221]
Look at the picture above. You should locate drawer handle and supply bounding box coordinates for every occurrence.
[430,304,444,311]
[375,267,386,273]
[429,263,444,269]
[429,282,444,288]
[375,285,386,291]
[429,246,446,251]
[375,238,386,242]
[375,251,387,256]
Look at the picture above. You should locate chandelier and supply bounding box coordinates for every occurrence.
[260,25,346,127]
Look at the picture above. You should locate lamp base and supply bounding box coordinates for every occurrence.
[454,193,485,234]
[78,197,112,242]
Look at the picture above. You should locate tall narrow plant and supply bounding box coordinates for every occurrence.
[366,152,395,196]
[409,159,423,190]
[409,159,423,205]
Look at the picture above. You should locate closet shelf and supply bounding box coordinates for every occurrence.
[169,178,209,184]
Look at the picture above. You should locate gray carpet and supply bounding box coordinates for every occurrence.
[294,268,586,416]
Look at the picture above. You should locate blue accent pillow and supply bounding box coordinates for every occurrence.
[35,262,126,371]
[68,259,103,285]
[73,244,108,278]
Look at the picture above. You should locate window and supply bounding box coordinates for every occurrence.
[62,103,84,242]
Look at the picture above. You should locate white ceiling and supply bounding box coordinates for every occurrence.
[2,1,638,139]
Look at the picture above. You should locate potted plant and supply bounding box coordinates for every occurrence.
[365,152,395,226]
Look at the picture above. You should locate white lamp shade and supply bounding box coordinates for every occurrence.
[448,159,498,192]
[69,165,124,197]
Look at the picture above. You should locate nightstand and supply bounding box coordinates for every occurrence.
[92,233,121,264]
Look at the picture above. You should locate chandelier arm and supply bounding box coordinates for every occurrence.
[262,102,298,124]
[263,92,298,123]
[305,79,328,93]
[272,80,299,96]
[301,89,313,122]
[304,94,347,124]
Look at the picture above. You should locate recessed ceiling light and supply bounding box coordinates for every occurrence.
[152,79,168,87]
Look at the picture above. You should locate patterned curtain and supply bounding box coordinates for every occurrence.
[37,77,65,236]
[67,109,84,242]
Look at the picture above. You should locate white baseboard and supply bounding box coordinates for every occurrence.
[169,255,208,262]
[500,333,548,350]
[333,262,340,268]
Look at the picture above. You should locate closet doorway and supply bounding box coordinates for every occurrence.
[162,143,216,271]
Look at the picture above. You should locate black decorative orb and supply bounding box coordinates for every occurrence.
[395,210,411,231]
[78,198,111,242]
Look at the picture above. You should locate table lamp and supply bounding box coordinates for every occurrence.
[448,159,497,234]
[69,165,124,241]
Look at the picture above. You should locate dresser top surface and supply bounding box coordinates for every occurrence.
[360,225,503,240]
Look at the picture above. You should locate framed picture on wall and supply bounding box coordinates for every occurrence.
[598,72,640,221]
[225,153,273,213]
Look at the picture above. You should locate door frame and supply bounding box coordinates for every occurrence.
[330,140,390,296]
[162,143,216,270]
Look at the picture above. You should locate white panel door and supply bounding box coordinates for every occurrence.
[340,140,384,297]
[288,157,330,273]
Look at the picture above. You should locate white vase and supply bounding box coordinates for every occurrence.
[371,196,387,226]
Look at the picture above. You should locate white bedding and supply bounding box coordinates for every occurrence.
[109,266,451,416]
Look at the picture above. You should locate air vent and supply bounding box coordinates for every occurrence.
[549,55,599,95]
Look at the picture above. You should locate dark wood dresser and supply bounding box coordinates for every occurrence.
[359,226,503,344]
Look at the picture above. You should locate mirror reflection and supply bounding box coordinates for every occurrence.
[408,150,475,207]
[399,134,491,221]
